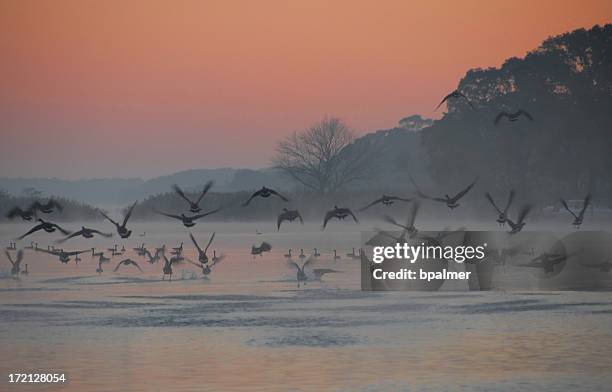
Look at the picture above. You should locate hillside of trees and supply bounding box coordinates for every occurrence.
[420,24,612,207]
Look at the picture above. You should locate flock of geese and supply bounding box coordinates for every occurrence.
[0,89,599,287]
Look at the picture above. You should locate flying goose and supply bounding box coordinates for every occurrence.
[277,208,304,230]
[17,219,71,240]
[155,208,220,228]
[507,205,532,234]
[485,190,515,226]
[494,110,533,125]
[172,180,214,213]
[418,178,478,209]
[57,226,112,243]
[161,253,177,281]
[99,202,137,239]
[40,248,90,264]
[434,89,475,111]
[189,232,216,265]
[113,258,143,273]
[286,256,314,288]
[242,186,289,206]
[322,206,359,229]
[382,200,421,239]
[6,206,35,221]
[5,249,23,275]
[360,195,413,211]
[560,194,591,229]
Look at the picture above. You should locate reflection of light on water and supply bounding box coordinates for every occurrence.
[1,222,612,391]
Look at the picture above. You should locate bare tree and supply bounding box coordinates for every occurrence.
[274,117,374,194]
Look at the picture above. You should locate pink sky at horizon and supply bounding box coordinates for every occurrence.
[1,1,611,179]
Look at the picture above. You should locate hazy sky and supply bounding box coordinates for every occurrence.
[1,0,611,179]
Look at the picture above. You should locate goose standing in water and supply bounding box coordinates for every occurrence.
[277,208,304,230]
[6,206,35,221]
[360,195,413,211]
[172,181,214,213]
[57,226,113,243]
[5,249,23,275]
[494,110,533,125]
[133,243,148,257]
[171,242,184,256]
[24,242,37,250]
[560,194,591,229]
[96,260,104,274]
[333,250,341,261]
[346,248,357,258]
[507,205,532,234]
[113,258,143,273]
[30,199,63,214]
[212,250,220,263]
[434,89,475,111]
[6,242,17,251]
[284,249,292,258]
[242,186,289,206]
[99,202,137,239]
[418,178,478,209]
[313,248,321,257]
[485,190,515,226]
[21,264,29,276]
[155,208,220,228]
[322,206,359,229]
[17,219,71,240]
[287,256,313,288]
[299,249,306,259]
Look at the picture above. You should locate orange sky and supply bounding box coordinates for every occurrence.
[1,0,611,179]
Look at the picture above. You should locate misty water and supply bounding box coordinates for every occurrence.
[1,220,612,391]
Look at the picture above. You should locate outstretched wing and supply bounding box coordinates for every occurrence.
[517,110,534,121]
[90,229,113,237]
[195,180,214,204]
[189,233,203,253]
[56,230,83,243]
[5,250,15,266]
[322,210,335,228]
[17,224,44,240]
[155,210,183,220]
[130,260,143,272]
[485,193,502,214]
[50,223,71,235]
[242,190,261,206]
[517,204,532,224]
[6,207,27,220]
[193,208,221,220]
[286,259,300,270]
[344,208,359,223]
[578,194,592,220]
[186,258,203,268]
[99,210,119,227]
[408,201,420,228]
[503,190,515,214]
[451,178,478,202]
[122,202,137,226]
[269,188,289,201]
[172,184,194,204]
[204,232,216,253]
[559,199,578,219]
[382,214,405,230]
[360,197,384,211]
[296,211,304,224]
[302,256,315,270]
[277,212,286,230]
[494,112,509,125]
[434,93,451,111]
